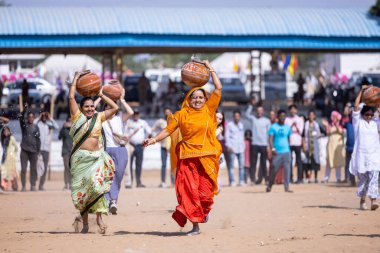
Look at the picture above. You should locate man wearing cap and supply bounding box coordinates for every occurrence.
[126,109,152,188]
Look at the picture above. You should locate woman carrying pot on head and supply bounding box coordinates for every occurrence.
[143,60,222,236]
[69,71,119,234]
[349,85,380,211]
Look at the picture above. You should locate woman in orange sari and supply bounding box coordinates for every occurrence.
[144,60,222,235]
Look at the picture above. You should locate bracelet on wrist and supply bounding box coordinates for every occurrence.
[151,138,157,144]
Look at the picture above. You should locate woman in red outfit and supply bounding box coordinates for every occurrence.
[144,60,222,235]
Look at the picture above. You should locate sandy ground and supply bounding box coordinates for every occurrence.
[1,169,380,253]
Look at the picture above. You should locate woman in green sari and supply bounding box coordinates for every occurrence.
[69,71,119,234]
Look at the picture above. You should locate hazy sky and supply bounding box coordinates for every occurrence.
[6,0,376,8]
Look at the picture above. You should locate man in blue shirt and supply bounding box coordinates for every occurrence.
[344,113,356,186]
[267,110,293,193]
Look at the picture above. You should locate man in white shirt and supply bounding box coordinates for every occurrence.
[34,111,58,191]
[126,110,152,188]
[245,102,271,184]
[285,104,304,184]
[225,110,245,186]
[99,90,134,214]
[152,107,172,188]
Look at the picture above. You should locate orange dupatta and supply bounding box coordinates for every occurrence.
[167,87,222,195]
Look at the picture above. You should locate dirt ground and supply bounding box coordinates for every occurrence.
[1,169,380,253]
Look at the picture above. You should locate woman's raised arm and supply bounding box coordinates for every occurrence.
[100,87,119,120]
[354,85,368,112]
[203,60,222,95]
[69,72,82,116]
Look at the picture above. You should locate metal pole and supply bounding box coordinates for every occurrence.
[48,91,56,181]
[258,51,262,101]
[110,53,114,78]
[116,50,123,82]
[101,54,105,83]
[250,51,254,98]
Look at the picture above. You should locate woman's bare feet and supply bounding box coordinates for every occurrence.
[72,215,82,233]
[81,212,89,233]
[96,213,107,234]
[81,223,89,233]
[187,223,200,236]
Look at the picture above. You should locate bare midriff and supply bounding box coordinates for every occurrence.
[80,137,101,151]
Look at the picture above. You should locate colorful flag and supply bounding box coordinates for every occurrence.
[283,54,291,71]
[233,57,240,73]
[283,54,298,77]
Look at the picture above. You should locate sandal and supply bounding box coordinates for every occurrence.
[98,224,107,234]
[360,199,368,210]
[371,200,379,211]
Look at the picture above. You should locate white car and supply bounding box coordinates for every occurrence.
[146,68,176,93]
[6,78,56,106]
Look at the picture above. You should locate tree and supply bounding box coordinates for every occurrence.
[0,0,10,6]
[369,0,380,17]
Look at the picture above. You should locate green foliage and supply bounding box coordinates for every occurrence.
[369,0,380,17]
[0,0,9,6]
[123,55,146,72]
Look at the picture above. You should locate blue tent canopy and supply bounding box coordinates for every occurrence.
[0,7,379,53]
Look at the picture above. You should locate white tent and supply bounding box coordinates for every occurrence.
[210,51,272,74]
[37,54,102,84]
[340,53,380,75]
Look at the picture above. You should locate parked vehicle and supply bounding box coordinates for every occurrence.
[203,73,249,104]
[123,74,141,102]
[146,68,176,94]
[6,78,55,106]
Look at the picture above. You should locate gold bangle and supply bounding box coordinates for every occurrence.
[209,69,215,72]
[152,138,157,144]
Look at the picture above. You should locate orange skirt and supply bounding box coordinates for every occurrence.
[172,157,214,227]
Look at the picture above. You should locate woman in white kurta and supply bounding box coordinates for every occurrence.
[349,86,380,211]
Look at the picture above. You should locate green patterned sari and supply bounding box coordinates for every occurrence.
[69,110,115,215]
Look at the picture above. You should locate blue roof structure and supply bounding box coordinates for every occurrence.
[0,7,379,52]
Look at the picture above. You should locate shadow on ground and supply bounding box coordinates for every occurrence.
[16,231,90,235]
[303,205,357,210]
[113,231,186,237]
[241,191,268,194]
[323,183,356,188]
[324,233,380,238]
